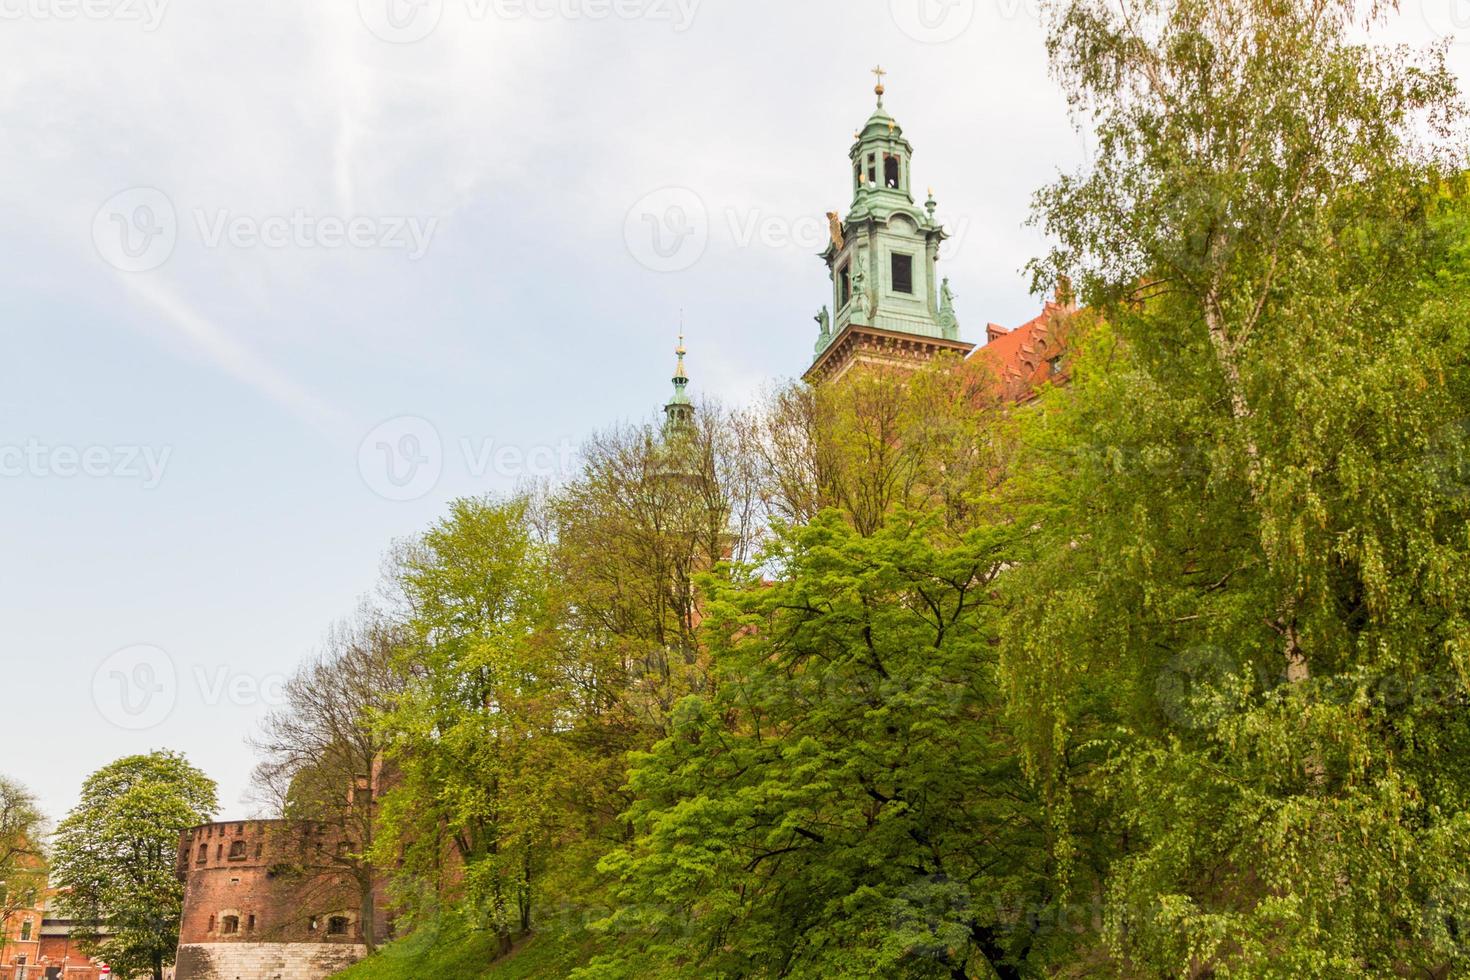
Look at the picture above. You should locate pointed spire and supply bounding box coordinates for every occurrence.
[664,322,694,434]
[672,331,689,394]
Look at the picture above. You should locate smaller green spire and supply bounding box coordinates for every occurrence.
[663,330,694,431]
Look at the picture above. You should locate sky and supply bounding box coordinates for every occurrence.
[1,0,1466,824]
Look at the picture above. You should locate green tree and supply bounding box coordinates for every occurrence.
[534,407,753,914]
[574,362,1045,978]
[51,752,217,980]
[252,602,406,953]
[754,360,1009,538]
[374,495,553,955]
[0,776,47,964]
[1011,0,1470,972]
[583,510,1049,979]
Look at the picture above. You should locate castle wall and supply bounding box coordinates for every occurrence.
[175,821,381,980]
[174,943,366,980]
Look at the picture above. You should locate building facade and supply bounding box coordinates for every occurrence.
[1,891,108,980]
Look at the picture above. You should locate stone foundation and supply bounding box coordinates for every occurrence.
[174,942,367,980]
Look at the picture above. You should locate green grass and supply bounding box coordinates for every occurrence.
[330,916,598,980]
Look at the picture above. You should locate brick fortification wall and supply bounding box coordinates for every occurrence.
[174,820,380,980]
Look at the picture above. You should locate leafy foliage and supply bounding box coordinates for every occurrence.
[582,512,1049,979]
[51,752,217,980]
[1004,0,1470,973]
[0,776,47,961]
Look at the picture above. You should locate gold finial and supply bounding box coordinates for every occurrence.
[675,317,688,378]
[872,64,887,98]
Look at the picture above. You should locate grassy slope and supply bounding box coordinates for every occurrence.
[330,920,596,980]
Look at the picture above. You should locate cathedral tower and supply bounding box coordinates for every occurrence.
[805,70,975,383]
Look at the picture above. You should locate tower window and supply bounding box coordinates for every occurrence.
[228,840,247,860]
[197,844,208,864]
[221,916,240,936]
[867,154,877,185]
[838,262,851,309]
[891,253,914,294]
[885,155,900,188]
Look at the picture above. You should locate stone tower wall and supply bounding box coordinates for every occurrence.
[174,943,367,980]
[174,820,378,980]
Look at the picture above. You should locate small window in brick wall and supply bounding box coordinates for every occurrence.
[221,916,239,935]
[197,844,207,864]
[247,915,256,932]
[228,840,247,860]
[327,917,350,937]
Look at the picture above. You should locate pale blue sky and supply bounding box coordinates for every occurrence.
[2,0,1463,822]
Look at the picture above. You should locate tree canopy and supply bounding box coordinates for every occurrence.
[52,752,217,980]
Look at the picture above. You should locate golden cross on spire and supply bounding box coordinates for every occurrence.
[872,65,887,86]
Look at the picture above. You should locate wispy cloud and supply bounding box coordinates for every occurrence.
[118,274,349,437]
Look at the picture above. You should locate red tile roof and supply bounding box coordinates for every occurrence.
[970,298,1075,402]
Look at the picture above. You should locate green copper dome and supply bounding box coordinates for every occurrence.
[855,100,906,144]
